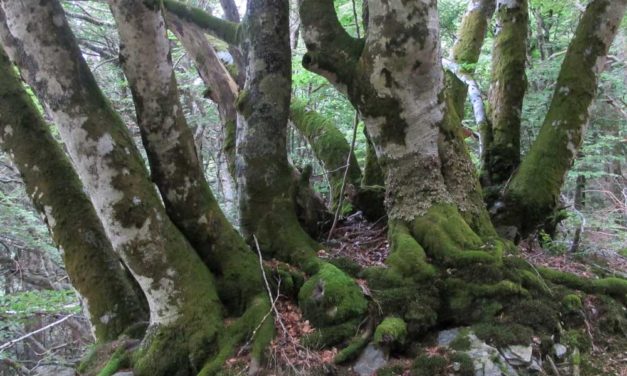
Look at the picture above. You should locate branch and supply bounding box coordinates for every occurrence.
[442,58,487,153]
[0,315,74,351]
[299,0,363,89]
[65,11,115,27]
[157,0,241,46]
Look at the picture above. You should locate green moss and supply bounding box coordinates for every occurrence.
[450,352,474,376]
[374,317,407,346]
[333,336,369,364]
[411,204,500,267]
[597,296,627,335]
[198,295,274,376]
[591,278,627,301]
[449,330,471,351]
[290,100,362,211]
[560,329,591,352]
[508,299,559,332]
[328,257,362,278]
[97,347,129,376]
[298,262,368,327]
[412,354,448,376]
[353,185,386,221]
[472,323,533,348]
[562,294,583,313]
[161,0,241,45]
[376,364,407,376]
[301,319,362,348]
[387,221,436,280]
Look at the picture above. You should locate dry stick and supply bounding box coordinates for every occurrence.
[546,355,561,376]
[253,235,288,336]
[0,314,74,351]
[252,235,300,375]
[327,111,359,241]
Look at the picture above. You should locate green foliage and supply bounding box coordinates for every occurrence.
[0,289,80,319]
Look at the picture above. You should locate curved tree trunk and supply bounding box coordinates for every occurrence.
[0,46,147,343]
[501,0,627,236]
[0,2,224,374]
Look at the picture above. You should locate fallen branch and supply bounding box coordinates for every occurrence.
[0,314,74,351]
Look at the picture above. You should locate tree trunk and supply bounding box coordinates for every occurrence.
[501,0,627,236]
[289,100,362,211]
[0,2,225,374]
[445,0,495,117]
[109,0,265,317]
[0,46,147,343]
[162,0,368,341]
[483,0,528,189]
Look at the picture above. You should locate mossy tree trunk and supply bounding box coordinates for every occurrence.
[500,0,627,236]
[289,100,362,211]
[160,0,368,338]
[0,46,148,343]
[301,0,492,232]
[109,0,263,315]
[483,0,528,189]
[161,0,332,238]
[445,0,495,117]
[300,2,627,356]
[0,2,226,374]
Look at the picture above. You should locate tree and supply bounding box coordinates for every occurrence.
[0,0,626,375]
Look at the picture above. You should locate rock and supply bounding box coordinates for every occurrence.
[553,343,568,359]
[436,328,460,346]
[529,358,543,373]
[353,343,387,376]
[32,365,75,376]
[436,328,519,376]
[502,345,533,366]
[112,372,134,376]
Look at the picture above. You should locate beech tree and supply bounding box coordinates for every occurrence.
[0,0,625,375]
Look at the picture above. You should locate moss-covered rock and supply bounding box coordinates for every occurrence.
[374,317,407,347]
[299,263,368,327]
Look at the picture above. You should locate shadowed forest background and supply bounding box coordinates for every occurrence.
[0,0,625,375]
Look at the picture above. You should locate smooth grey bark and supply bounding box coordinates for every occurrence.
[0,46,147,342]
[109,0,263,313]
[0,2,223,373]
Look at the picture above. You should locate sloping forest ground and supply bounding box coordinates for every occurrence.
[1,0,626,375]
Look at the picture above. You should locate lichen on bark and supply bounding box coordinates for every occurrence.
[0,45,147,342]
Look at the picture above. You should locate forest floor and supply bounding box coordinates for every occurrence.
[220,214,627,376]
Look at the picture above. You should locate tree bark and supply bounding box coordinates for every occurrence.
[0,46,147,343]
[289,100,362,211]
[502,0,627,235]
[483,0,528,188]
[0,2,224,374]
[109,0,264,316]
[445,0,495,117]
